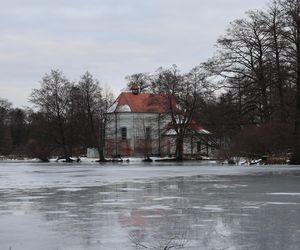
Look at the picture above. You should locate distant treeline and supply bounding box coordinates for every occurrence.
[0,0,299,162]
[0,71,114,161]
[203,0,300,162]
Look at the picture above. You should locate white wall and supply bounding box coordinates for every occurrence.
[105,112,212,157]
[87,148,99,158]
[105,112,170,156]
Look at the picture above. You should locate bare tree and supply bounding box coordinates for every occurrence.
[77,71,113,161]
[282,0,300,164]
[26,110,53,162]
[126,73,151,93]
[0,98,13,155]
[9,108,28,154]
[263,0,290,122]
[201,2,297,159]
[152,65,211,160]
[204,9,279,125]
[30,70,73,161]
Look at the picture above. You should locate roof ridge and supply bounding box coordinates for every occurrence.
[109,91,172,113]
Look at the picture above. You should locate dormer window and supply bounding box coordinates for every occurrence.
[130,84,140,95]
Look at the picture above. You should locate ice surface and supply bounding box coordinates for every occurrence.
[0,162,300,250]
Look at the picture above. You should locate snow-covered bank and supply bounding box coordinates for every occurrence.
[0,155,291,166]
[1,155,218,164]
[220,155,290,166]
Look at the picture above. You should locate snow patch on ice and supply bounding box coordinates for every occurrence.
[227,213,250,217]
[213,184,248,189]
[142,215,164,218]
[267,193,300,196]
[192,206,201,209]
[167,184,178,190]
[241,206,260,209]
[191,224,206,227]
[58,188,85,192]
[213,184,233,189]
[139,205,172,210]
[266,202,299,205]
[119,188,143,191]
[202,205,224,212]
[152,196,183,201]
[116,198,136,202]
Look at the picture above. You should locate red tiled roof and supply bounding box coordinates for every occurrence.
[108,92,172,113]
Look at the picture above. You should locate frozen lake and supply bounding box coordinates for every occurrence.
[1,161,300,250]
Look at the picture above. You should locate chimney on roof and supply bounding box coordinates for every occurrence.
[130,84,140,95]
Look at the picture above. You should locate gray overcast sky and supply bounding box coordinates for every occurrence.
[0,0,268,107]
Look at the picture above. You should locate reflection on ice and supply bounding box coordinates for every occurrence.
[0,162,300,249]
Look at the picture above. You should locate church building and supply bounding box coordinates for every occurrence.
[105,85,211,157]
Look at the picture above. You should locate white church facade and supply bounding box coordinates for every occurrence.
[103,86,212,158]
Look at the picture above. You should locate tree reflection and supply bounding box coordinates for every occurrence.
[129,219,189,249]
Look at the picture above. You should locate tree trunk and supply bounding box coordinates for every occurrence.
[271,3,287,123]
[176,136,184,161]
[260,84,270,123]
[57,116,70,161]
[274,32,287,123]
